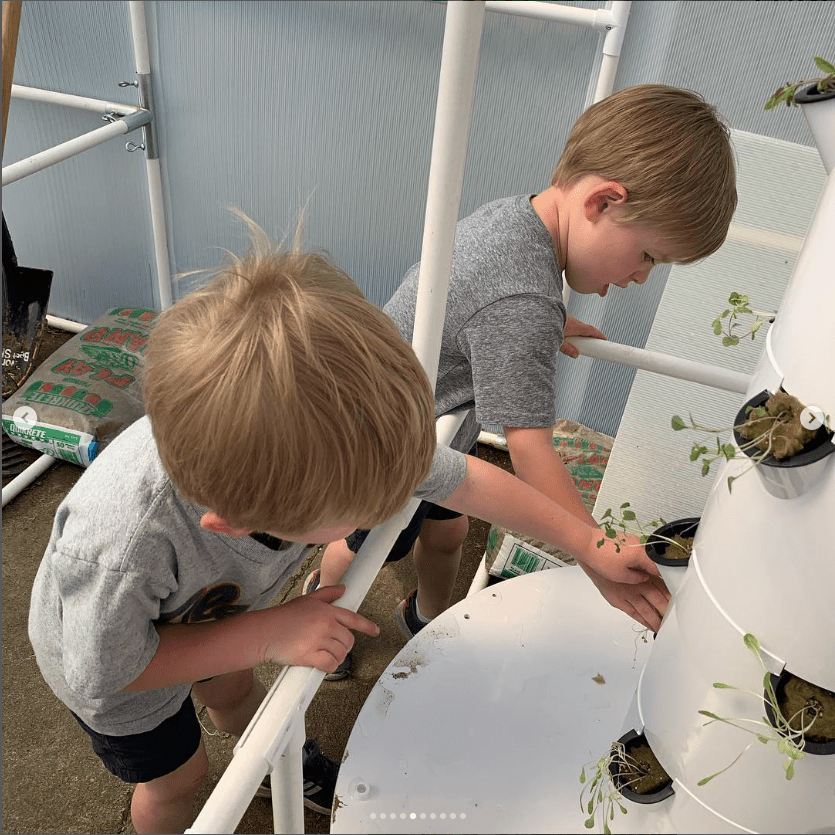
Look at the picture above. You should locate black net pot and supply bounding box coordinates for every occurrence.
[763,670,835,756]
[644,518,700,566]
[733,389,835,499]
[609,729,674,804]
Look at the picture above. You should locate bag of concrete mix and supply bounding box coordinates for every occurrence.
[2,307,158,466]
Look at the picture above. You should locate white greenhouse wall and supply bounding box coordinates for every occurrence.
[2,0,832,435]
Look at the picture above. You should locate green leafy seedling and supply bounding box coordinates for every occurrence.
[696,634,819,785]
[711,292,775,347]
[764,56,835,109]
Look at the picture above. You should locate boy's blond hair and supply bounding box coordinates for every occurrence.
[143,211,436,535]
[552,84,737,263]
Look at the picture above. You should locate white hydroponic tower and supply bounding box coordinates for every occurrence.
[617,95,835,833]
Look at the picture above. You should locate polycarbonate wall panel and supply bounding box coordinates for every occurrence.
[3,1,832,434]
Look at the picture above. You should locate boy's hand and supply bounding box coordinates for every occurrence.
[560,315,606,358]
[583,529,664,584]
[261,585,379,675]
[579,562,669,631]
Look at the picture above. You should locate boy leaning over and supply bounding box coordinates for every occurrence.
[27,215,438,833]
[28,210,670,832]
[314,84,737,665]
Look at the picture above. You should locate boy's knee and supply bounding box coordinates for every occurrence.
[138,742,209,803]
[419,515,469,552]
[193,668,255,712]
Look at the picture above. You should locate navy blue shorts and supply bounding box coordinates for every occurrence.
[346,444,478,561]
[70,692,201,784]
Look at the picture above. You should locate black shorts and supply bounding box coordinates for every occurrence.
[69,692,202,784]
[345,444,477,561]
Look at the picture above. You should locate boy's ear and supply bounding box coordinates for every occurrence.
[584,180,628,220]
[200,511,252,537]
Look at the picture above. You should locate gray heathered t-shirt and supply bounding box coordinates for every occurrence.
[386,194,566,451]
[28,416,466,735]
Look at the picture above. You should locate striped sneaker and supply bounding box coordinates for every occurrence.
[394,588,431,639]
[255,739,339,815]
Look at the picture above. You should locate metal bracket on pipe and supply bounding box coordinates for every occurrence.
[135,73,158,159]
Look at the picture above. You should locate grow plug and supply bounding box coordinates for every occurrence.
[712,292,775,347]
[596,503,687,555]
[579,742,630,833]
[697,633,817,785]
[764,56,835,109]
[671,407,794,493]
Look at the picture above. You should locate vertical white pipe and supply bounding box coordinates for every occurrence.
[271,720,305,834]
[128,1,151,74]
[144,159,173,309]
[410,1,486,389]
[128,1,173,310]
[592,1,630,103]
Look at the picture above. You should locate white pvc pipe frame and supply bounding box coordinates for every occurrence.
[0,0,749,828]
[1,2,173,309]
[188,2,635,832]
[2,2,172,507]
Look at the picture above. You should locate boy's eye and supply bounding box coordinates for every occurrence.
[644,253,656,265]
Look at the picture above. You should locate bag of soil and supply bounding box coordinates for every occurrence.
[2,306,158,466]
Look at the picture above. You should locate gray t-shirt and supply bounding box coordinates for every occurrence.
[386,194,566,451]
[28,416,466,735]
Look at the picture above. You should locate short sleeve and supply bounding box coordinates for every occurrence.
[413,445,468,504]
[55,554,171,699]
[458,295,565,428]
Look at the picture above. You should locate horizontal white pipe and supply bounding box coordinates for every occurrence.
[187,412,468,834]
[2,453,58,507]
[566,336,750,393]
[484,0,615,30]
[2,110,150,186]
[725,222,805,253]
[45,314,88,333]
[11,84,141,115]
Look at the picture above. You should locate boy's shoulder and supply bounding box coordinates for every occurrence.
[463,194,534,225]
[49,416,188,568]
[459,194,548,248]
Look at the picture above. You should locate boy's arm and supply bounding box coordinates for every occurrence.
[124,585,378,691]
[437,434,669,630]
[506,426,669,629]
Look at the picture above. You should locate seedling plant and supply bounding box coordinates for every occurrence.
[697,633,818,785]
[712,292,775,347]
[764,56,835,109]
[579,741,650,833]
[670,391,830,492]
[596,503,692,558]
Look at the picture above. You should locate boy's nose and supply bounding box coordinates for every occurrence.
[630,265,653,284]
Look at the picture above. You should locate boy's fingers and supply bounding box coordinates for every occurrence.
[305,584,379,636]
[308,583,346,603]
[340,610,380,637]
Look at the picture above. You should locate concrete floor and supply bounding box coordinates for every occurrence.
[2,326,510,834]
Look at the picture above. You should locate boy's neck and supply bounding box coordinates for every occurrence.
[530,187,565,271]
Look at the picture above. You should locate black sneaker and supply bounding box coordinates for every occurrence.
[255,739,339,815]
[394,588,431,639]
[303,569,352,681]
